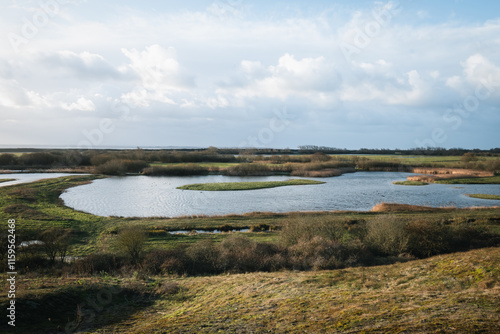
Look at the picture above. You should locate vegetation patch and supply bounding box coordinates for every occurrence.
[393,181,428,186]
[467,194,500,200]
[177,179,325,191]
[435,175,500,184]
[0,178,15,183]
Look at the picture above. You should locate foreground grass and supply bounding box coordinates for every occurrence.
[467,194,500,200]
[435,175,500,184]
[2,247,498,333]
[393,181,428,186]
[177,179,325,191]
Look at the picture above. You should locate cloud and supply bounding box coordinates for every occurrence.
[61,97,95,112]
[120,45,195,107]
[220,54,341,106]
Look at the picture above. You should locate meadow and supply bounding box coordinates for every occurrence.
[0,149,499,333]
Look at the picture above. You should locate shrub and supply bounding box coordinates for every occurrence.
[0,153,18,166]
[280,216,345,247]
[96,159,149,175]
[186,239,220,275]
[39,227,71,263]
[142,249,186,275]
[223,163,272,176]
[72,254,123,275]
[405,220,451,258]
[365,215,409,256]
[115,226,147,264]
[143,164,209,176]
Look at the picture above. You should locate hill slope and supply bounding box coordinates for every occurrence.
[94,247,500,333]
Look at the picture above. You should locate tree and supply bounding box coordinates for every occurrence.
[461,152,477,164]
[39,228,71,263]
[115,226,146,264]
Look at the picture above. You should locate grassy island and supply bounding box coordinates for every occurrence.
[466,194,500,200]
[177,179,325,191]
[393,181,428,186]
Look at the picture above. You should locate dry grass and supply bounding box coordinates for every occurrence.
[371,203,456,213]
[82,247,500,333]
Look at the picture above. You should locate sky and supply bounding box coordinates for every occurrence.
[0,0,499,149]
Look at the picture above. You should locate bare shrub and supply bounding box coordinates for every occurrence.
[223,163,272,176]
[39,227,71,263]
[365,215,409,256]
[115,226,147,264]
[186,239,220,275]
[72,254,123,275]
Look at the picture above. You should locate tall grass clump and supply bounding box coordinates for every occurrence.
[223,163,272,176]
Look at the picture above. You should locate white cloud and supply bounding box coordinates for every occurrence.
[61,97,95,112]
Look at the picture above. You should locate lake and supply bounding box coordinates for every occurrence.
[60,172,500,218]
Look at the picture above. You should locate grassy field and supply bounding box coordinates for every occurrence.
[0,178,15,183]
[435,175,500,184]
[177,179,325,191]
[0,176,500,333]
[393,181,428,186]
[1,247,499,333]
[467,194,500,200]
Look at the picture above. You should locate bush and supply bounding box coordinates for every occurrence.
[186,240,220,275]
[0,153,18,166]
[223,163,272,176]
[365,215,409,256]
[280,216,345,247]
[96,159,149,175]
[72,254,123,275]
[142,249,186,275]
[115,226,147,264]
[143,164,209,176]
[405,220,451,258]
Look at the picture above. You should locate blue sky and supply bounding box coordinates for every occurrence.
[0,0,499,149]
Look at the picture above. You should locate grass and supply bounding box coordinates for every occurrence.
[393,181,428,186]
[0,178,15,183]
[177,179,325,191]
[435,175,500,184]
[467,194,500,200]
[0,176,499,332]
[3,247,498,333]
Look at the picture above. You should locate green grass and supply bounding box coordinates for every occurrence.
[0,178,15,183]
[393,181,428,186]
[177,179,325,191]
[435,175,500,184]
[467,194,500,200]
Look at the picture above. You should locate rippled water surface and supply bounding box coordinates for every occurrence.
[60,172,500,217]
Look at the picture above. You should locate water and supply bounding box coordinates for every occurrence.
[0,173,84,187]
[60,172,500,218]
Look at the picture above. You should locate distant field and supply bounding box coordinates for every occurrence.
[177,179,325,191]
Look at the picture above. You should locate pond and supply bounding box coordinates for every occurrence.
[60,172,500,218]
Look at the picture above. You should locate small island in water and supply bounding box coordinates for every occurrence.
[177,179,325,191]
